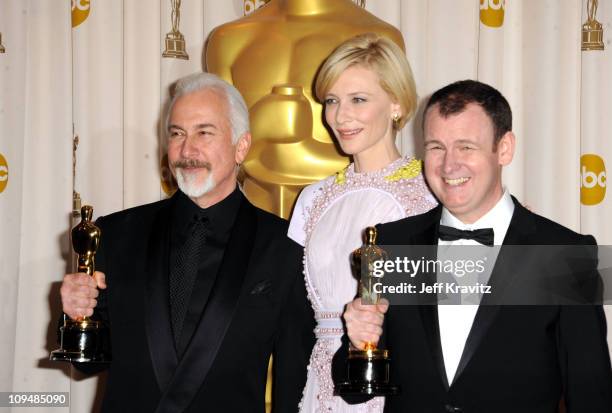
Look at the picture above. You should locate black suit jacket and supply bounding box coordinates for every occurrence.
[335,197,612,413]
[80,192,314,413]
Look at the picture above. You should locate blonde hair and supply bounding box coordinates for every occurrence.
[315,33,417,130]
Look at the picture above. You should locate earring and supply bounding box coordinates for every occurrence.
[392,113,400,128]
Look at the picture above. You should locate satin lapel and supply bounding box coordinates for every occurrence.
[452,199,535,385]
[412,207,450,390]
[145,198,178,393]
[418,305,449,390]
[155,195,256,413]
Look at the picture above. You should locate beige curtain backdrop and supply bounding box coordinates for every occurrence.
[0,0,610,411]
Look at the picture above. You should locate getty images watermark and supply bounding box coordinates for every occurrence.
[361,245,612,306]
[371,255,491,295]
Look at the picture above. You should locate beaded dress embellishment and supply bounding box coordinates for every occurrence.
[298,157,436,412]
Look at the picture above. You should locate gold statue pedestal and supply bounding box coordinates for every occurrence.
[50,318,110,363]
[582,21,604,51]
[163,32,189,60]
[336,347,399,395]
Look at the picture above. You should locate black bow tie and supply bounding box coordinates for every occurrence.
[438,225,494,246]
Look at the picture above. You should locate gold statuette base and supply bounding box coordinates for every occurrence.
[50,318,111,363]
[335,348,399,395]
[582,21,604,51]
[162,33,189,60]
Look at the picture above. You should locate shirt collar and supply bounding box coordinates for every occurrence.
[172,188,242,242]
[440,188,514,245]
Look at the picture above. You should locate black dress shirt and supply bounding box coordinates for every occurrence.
[170,188,242,357]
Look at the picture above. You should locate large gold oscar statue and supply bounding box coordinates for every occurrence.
[206,0,404,218]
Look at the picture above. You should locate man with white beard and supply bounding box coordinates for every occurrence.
[58,72,315,413]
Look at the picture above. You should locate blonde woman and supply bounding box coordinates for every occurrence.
[288,33,437,412]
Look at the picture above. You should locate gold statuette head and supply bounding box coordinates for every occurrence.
[71,205,101,275]
[353,226,388,304]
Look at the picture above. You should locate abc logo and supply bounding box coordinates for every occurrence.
[480,0,505,28]
[244,0,270,16]
[581,154,606,206]
[0,153,8,194]
[72,0,90,28]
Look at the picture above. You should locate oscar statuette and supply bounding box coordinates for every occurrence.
[50,205,111,363]
[162,0,189,59]
[336,227,399,395]
[582,0,604,51]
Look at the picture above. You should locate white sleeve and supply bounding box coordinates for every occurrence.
[287,181,325,246]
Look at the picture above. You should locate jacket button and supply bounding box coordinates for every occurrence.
[445,405,463,413]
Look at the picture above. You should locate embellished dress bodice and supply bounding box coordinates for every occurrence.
[288,157,437,412]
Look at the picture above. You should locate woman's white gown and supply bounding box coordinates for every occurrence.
[288,157,437,412]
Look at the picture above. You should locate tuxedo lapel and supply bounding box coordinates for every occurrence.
[412,208,442,307]
[145,197,178,393]
[418,305,449,390]
[403,207,451,390]
[479,198,537,306]
[155,195,256,413]
[452,198,536,385]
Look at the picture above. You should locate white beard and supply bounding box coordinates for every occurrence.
[175,168,216,199]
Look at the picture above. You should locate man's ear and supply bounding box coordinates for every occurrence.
[235,132,251,165]
[497,131,515,166]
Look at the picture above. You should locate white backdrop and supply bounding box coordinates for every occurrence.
[0,0,610,411]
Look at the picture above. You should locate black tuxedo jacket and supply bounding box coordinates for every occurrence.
[81,192,315,412]
[335,197,612,413]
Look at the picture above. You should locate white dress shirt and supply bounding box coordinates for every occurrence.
[437,189,514,385]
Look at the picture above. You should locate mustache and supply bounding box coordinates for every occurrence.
[172,159,212,170]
